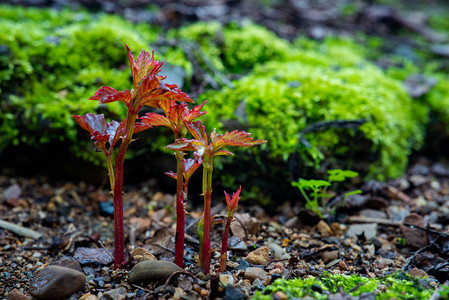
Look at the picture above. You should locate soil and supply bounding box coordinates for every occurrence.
[2,0,449,299]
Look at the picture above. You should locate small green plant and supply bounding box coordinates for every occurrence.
[291,169,361,218]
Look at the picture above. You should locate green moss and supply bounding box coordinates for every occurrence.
[252,272,436,299]
[0,5,160,164]
[202,41,427,179]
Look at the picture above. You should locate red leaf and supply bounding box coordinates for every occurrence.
[212,129,267,151]
[224,186,241,213]
[72,113,106,134]
[126,44,163,88]
[89,87,132,110]
[140,113,171,129]
[165,171,177,180]
[185,120,208,143]
[183,158,202,181]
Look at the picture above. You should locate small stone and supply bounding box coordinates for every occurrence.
[228,236,248,251]
[74,247,113,266]
[399,213,429,248]
[29,266,86,299]
[129,260,182,284]
[244,267,268,283]
[219,274,234,288]
[274,291,288,300]
[7,289,31,300]
[408,267,428,278]
[346,223,378,240]
[99,287,126,300]
[317,220,333,237]
[3,183,22,201]
[50,258,83,272]
[80,293,98,300]
[224,284,247,300]
[130,247,157,262]
[244,246,270,266]
[268,243,291,260]
[321,250,339,264]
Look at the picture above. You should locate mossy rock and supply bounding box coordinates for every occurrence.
[2,5,449,203]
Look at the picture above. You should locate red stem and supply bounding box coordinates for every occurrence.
[112,114,136,269]
[220,214,232,272]
[174,151,185,267]
[201,158,213,274]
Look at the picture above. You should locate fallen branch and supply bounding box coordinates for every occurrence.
[0,219,42,239]
[346,216,400,226]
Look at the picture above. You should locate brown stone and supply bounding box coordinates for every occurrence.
[317,220,333,237]
[129,260,182,284]
[321,250,339,264]
[399,213,429,248]
[243,267,268,283]
[7,289,31,300]
[408,267,428,278]
[29,266,86,300]
[130,247,157,262]
[244,246,270,266]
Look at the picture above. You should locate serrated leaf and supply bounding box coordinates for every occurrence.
[126,44,163,88]
[224,186,241,213]
[328,169,359,182]
[140,113,172,129]
[89,86,132,109]
[212,129,267,150]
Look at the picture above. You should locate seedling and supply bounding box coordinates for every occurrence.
[140,100,206,267]
[220,186,241,272]
[167,121,266,274]
[73,45,193,269]
[291,169,361,219]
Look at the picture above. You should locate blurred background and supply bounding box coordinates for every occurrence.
[1,0,449,204]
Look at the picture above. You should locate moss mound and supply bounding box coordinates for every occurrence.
[201,36,428,181]
[2,5,449,198]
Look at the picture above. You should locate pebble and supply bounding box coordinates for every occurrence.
[6,289,31,300]
[243,267,268,283]
[219,274,234,288]
[29,265,86,299]
[408,267,428,278]
[50,258,83,272]
[244,246,270,266]
[346,223,378,240]
[399,213,429,248]
[99,287,127,300]
[227,236,248,251]
[224,284,247,300]
[317,220,333,237]
[74,247,114,266]
[274,291,288,300]
[321,250,339,264]
[268,243,291,260]
[129,260,182,284]
[130,247,157,262]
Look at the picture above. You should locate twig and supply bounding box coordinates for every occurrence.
[0,219,42,239]
[346,216,400,226]
[97,239,114,260]
[403,222,449,238]
[162,270,198,290]
[403,236,439,271]
[132,284,151,292]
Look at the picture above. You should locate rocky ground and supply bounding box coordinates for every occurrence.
[2,157,449,299]
[2,0,449,299]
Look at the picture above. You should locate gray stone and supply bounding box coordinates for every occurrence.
[29,266,86,299]
[99,287,127,300]
[268,243,291,260]
[346,223,378,240]
[243,267,268,283]
[129,260,182,284]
